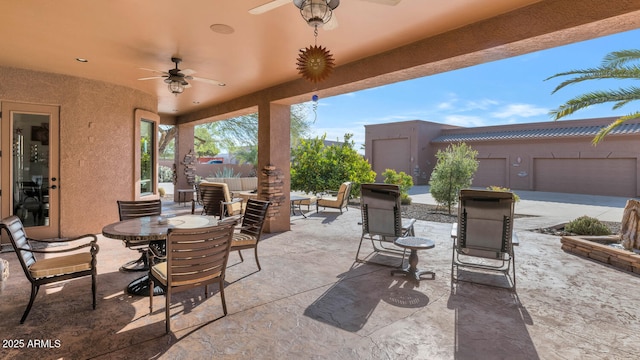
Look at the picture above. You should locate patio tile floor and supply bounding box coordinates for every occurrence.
[0,201,639,359]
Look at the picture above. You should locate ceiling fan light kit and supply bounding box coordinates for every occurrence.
[293,0,339,27]
[138,57,224,95]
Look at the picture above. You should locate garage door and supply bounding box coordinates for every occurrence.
[534,158,636,197]
[372,138,410,182]
[472,158,507,188]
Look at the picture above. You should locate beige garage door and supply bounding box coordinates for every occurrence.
[372,138,410,182]
[534,158,636,197]
[472,158,507,188]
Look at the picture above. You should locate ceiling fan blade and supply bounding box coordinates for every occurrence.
[361,0,401,5]
[324,14,338,30]
[139,67,169,75]
[181,69,196,76]
[249,0,291,15]
[190,76,226,86]
[138,76,167,81]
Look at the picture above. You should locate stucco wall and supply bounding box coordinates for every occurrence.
[365,120,460,185]
[367,118,640,197]
[0,66,157,236]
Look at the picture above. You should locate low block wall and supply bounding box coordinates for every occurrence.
[561,235,640,274]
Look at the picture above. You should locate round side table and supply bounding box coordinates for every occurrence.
[391,236,436,283]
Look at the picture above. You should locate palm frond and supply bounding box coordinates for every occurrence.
[602,49,640,68]
[548,67,640,94]
[549,88,640,120]
[592,112,640,144]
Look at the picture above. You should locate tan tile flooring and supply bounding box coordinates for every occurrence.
[1,201,639,359]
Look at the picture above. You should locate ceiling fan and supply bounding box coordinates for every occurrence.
[250,0,401,14]
[249,0,401,30]
[138,57,225,94]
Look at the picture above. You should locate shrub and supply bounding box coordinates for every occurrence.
[429,143,478,214]
[564,216,611,235]
[382,169,413,204]
[290,133,376,198]
[486,186,520,202]
[214,167,240,178]
[158,165,174,182]
[158,187,166,197]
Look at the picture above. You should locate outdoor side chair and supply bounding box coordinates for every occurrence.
[148,223,235,333]
[230,198,270,271]
[451,189,517,290]
[117,199,162,272]
[0,215,99,324]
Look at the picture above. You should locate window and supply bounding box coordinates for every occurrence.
[140,119,155,195]
[135,109,159,199]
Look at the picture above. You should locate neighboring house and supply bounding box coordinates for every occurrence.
[365,117,640,197]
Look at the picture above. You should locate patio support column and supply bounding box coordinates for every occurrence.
[174,123,195,203]
[258,102,291,233]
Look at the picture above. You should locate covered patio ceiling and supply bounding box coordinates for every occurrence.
[3,1,640,123]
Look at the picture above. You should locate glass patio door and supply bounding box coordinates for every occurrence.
[1,102,59,238]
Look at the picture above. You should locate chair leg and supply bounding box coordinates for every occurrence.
[254,247,261,271]
[219,279,227,316]
[21,284,39,324]
[149,278,154,314]
[92,271,97,310]
[355,235,366,262]
[165,292,171,334]
[237,249,244,262]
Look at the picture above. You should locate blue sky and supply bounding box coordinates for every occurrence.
[307,28,640,147]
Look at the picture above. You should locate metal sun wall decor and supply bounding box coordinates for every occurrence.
[295,0,337,83]
[296,44,335,83]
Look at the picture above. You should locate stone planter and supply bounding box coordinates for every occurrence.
[561,235,640,274]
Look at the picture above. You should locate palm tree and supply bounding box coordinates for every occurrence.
[547,49,640,144]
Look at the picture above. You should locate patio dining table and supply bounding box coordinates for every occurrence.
[102,214,220,296]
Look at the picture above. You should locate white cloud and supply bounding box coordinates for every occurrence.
[442,115,487,127]
[463,99,500,111]
[490,103,548,118]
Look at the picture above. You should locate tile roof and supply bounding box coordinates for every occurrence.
[431,122,640,142]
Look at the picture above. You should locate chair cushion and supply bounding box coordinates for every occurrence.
[29,253,92,278]
[241,177,258,191]
[232,232,257,247]
[318,196,339,206]
[224,178,243,192]
[151,262,222,287]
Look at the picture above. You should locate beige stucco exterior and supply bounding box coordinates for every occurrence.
[365,117,640,197]
[0,67,156,236]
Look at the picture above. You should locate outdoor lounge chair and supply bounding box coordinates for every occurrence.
[317,182,352,213]
[0,215,99,324]
[451,189,517,290]
[117,199,162,272]
[192,182,243,219]
[355,183,415,267]
[148,223,235,333]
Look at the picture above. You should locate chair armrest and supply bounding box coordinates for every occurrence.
[220,215,242,226]
[28,234,97,243]
[147,245,166,263]
[16,237,99,254]
[512,232,519,246]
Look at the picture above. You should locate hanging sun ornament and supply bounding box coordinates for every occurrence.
[296,45,335,83]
